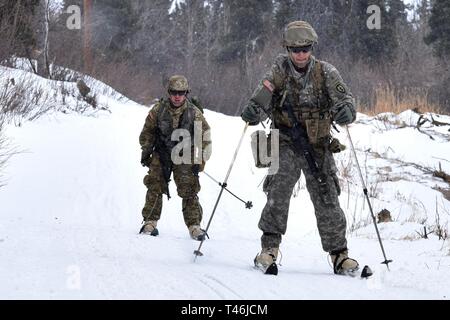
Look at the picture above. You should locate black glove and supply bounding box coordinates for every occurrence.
[191,162,205,176]
[241,103,260,126]
[141,148,152,167]
[333,104,356,125]
[328,137,346,153]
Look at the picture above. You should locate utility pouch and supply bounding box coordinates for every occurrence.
[253,80,274,111]
[304,118,331,144]
[251,130,271,168]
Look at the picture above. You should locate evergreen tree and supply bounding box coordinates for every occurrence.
[347,0,400,67]
[424,0,450,58]
[216,0,272,73]
[274,0,293,31]
[424,0,450,109]
[128,0,171,71]
[271,0,349,57]
[169,0,209,76]
[90,0,138,61]
[417,0,431,25]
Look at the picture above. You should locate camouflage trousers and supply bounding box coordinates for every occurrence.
[259,142,347,253]
[142,154,203,227]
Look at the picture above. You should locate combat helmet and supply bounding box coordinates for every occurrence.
[168,75,189,92]
[282,21,318,47]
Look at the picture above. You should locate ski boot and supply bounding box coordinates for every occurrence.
[254,247,278,275]
[330,248,359,276]
[139,220,159,236]
[189,225,207,241]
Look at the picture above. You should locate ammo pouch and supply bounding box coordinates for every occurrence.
[251,130,271,168]
[304,117,331,145]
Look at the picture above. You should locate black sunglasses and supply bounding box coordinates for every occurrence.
[169,90,187,96]
[288,45,313,54]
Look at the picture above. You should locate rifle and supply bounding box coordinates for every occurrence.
[154,135,173,200]
[282,102,330,204]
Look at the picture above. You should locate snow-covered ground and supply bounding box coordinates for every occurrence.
[1,67,450,299]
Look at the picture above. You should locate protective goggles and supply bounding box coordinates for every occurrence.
[288,45,313,54]
[168,90,187,96]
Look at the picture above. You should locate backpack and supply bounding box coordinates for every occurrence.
[188,96,204,114]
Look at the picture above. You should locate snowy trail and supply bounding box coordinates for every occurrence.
[1,97,450,299]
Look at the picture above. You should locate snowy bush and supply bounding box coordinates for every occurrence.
[0,76,50,124]
[0,66,111,125]
[0,118,12,189]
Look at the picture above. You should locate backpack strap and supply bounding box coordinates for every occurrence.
[312,60,333,113]
[179,103,196,140]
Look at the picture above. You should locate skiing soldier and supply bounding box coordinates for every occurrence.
[139,75,211,241]
[241,21,359,275]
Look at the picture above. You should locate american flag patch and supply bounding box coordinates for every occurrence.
[263,79,275,92]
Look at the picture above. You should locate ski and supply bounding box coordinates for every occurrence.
[253,262,372,278]
[338,265,373,278]
[360,265,373,278]
[254,262,278,275]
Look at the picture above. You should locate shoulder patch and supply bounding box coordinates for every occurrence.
[148,110,156,121]
[263,80,275,93]
[335,83,346,94]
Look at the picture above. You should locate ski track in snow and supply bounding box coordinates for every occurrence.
[1,77,450,299]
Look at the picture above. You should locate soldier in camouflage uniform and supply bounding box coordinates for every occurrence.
[139,75,211,241]
[241,21,359,275]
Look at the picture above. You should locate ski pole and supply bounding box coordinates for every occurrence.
[345,125,393,270]
[194,122,249,260]
[203,171,253,209]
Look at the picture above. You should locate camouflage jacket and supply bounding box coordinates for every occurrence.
[251,54,355,131]
[139,98,211,164]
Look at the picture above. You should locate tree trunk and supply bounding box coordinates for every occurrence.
[83,0,93,74]
[186,0,194,77]
[35,0,50,78]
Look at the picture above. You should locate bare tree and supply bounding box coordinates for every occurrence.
[31,0,50,78]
